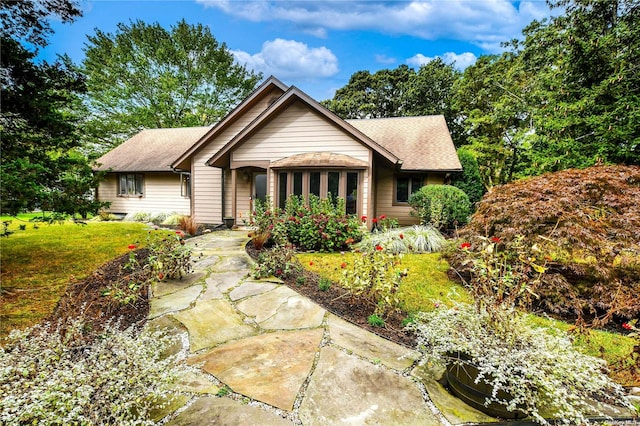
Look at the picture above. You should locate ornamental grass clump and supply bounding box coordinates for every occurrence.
[357,224,445,254]
[0,316,193,425]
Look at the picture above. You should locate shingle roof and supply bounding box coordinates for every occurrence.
[347,116,462,171]
[94,126,212,172]
[271,152,369,169]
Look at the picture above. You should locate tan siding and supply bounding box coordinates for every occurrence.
[223,168,233,218]
[374,169,448,226]
[192,96,275,223]
[236,179,251,224]
[233,102,370,163]
[98,173,190,216]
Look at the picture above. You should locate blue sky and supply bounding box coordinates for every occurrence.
[40,0,554,101]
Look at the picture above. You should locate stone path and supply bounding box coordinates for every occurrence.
[145,230,504,425]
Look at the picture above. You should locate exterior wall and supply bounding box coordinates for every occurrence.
[192,95,277,224]
[232,101,372,220]
[98,172,190,216]
[374,167,446,226]
[232,102,370,163]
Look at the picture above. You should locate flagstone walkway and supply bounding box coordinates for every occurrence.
[146,230,499,425]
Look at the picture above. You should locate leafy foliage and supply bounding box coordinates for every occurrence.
[0,316,191,425]
[81,19,261,152]
[252,195,364,252]
[407,303,635,425]
[408,185,471,230]
[339,247,403,317]
[450,147,486,205]
[453,165,640,324]
[251,245,301,280]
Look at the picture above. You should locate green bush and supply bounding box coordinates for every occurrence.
[252,195,364,252]
[251,245,301,279]
[450,147,486,206]
[0,316,192,425]
[408,185,471,230]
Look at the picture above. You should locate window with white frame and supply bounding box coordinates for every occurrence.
[277,170,360,214]
[118,173,144,196]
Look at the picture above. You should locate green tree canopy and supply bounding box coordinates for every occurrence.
[0,0,105,217]
[321,61,464,144]
[81,19,262,152]
[520,0,640,172]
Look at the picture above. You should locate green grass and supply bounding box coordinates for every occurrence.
[297,252,471,314]
[297,251,637,386]
[0,221,149,337]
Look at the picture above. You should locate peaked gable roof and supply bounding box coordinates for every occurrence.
[171,76,289,169]
[95,126,211,172]
[347,116,462,171]
[206,85,400,168]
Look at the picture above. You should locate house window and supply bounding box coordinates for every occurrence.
[395,176,424,203]
[118,173,144,196]
[277,170,360,214]
[180,173,191,198]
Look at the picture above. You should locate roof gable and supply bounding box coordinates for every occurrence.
[206,86,400,167]
[95,126,211,172]
[171,76,289,169]
[347,116,462,171]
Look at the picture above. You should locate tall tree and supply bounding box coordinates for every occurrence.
[0,0,104,216]
[322,61,463,143]
[520,0,640,171]
[81,19,262,152]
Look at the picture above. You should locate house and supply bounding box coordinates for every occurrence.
[95,76,462,228]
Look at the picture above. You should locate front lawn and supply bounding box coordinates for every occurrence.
[0,221,149,337]
[296,251,637,386]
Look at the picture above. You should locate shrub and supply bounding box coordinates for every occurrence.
[251,245,301,279]
[339,246,403,316]
[454,165,640,324]
[318,277,332,291]
[147,230,193,280]
[407,303,636,425]
[408,185,471,230]
[252,195,364,252]
[450,147,486,206]
[0,316,192,425]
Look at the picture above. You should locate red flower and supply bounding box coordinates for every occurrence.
[375,244,383,251]
[622,323,633,330]
[345,237,355,245]
[372,218,378,223]
[360,215,367,222]
[276,269,283,276]
[461,242,471,249]
[380,214,386,220]
[399,233,404,240]
[157,272,164,280]
[127,244,136,250]
[340,262,347,269]
[491,237,500,243]
[309,261,314,266]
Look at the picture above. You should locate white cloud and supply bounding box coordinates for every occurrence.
[196,0,552,52]
[407,51,477,70]
[231,38,339,79]
[375,54,396,65]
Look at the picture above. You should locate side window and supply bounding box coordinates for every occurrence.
[180,173,191,198]
[119,173,144,196]
[395,175,424,203]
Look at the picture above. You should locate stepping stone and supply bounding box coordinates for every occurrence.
[229,281,279,301]
[172,299,258,352]
[191,254,220,270]
[299,346,440,425]
[152,272,205,297]
[173,370,220,395]
[167,397,292,425]
[149,284,203,319]
[190,329,323,411]
[212,255,252,272]
[327,314,418,371]
[236,286,325,330]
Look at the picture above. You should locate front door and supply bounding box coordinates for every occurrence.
[253,173,267,205]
